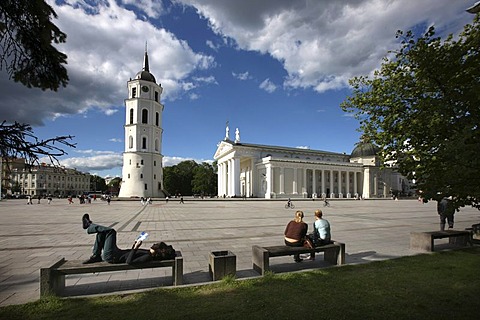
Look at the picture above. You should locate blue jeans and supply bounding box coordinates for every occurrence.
[86,224,120,262]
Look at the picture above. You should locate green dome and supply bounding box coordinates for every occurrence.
[351,142,380,158]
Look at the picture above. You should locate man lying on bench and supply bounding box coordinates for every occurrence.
[81,213,176,264]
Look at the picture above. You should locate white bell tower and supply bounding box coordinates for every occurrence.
[119,47,165,198]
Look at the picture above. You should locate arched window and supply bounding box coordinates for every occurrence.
[129,136,133,149]
[155,139,159,151]
[142,109,148,124]
[142,137,147,149]
[129,109,134,124]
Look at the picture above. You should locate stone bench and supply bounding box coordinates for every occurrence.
[410,230,471,252]
[252,242,345,276]
[40,251,183,297]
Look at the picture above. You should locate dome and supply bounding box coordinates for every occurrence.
[351,142,380,158]
[134,70,156,83]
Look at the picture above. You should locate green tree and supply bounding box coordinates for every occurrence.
[89,175,107,192]
[163,160,199,196]
[0,0,68,90]
[107,177,121,196]
[341,16,480,210]
[192,162,217,196]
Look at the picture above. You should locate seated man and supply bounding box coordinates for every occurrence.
[312,209,331,246]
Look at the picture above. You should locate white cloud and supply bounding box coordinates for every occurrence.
[180,0,472,92]
[104,109,119,116]
[0,0,215,126]
[109,138,122,143]
[259,78,277,93]
[232,71,251,81]
[296,146,310,150]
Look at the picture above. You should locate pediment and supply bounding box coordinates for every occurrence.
[214,141,234,159]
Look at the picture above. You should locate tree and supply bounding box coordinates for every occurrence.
[341,15,480,210]
[90,175,107,192]
[192,162,217,197]
[0,0,68,90]
[163,160,200,196]
[0,121,75,167]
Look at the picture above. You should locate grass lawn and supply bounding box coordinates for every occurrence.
[1,247,479,320]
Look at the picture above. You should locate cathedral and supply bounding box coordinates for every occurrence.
[118,49,165,198]
[214,127,413,199]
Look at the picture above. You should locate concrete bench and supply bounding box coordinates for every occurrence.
[40,251,183,297]
[252,242,345,276]
[410,230,471,252]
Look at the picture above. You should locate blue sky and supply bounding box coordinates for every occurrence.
[1,0,475,178]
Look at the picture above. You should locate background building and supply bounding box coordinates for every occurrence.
[2,159,90,198]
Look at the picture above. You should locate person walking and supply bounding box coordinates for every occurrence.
[437,196,455,230]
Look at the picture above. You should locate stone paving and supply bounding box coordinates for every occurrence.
[0,197,479,307]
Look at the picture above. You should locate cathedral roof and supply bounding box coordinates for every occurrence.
[351,142,380,158]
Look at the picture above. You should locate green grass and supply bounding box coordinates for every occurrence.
[1,248,479,320]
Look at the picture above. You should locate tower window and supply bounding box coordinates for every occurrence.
[129,136,133,149]
[155,139,159,151]
[142,109,148,124]
[142,137,147,149]
[155,91,159,102]
[128,174,130,178]
[154,161,156,166]
[154,174,156,179]
[144,184,148,190]
[140,174,143,179]
[132,87,136,98]
[155,112,159,126]
[129,109,134,124]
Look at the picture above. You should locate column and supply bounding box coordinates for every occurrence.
[338,170,342,198]
[346,171,350,197]
[293,168,298,194]
[353,172,358,194]
[321,170,325,196]
[265,164,272,199]
[279,167,285,194]
[217,162,223,196]
[233,158,240,196]
[303,169,307,195]
[312,169,317,198]
[330,170,334,198]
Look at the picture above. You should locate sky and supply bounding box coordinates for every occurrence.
[1,0,476,178]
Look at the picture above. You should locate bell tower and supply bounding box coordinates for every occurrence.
[119,47,165,198]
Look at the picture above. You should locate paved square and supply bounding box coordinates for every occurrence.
[0,198,478,306]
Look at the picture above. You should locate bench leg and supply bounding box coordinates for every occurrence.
[252,245,269,276]
[173,257,183,286]
[40,268,65,297]
[410,232,434,251]
[449,235,469,247]
[323,242,345,265]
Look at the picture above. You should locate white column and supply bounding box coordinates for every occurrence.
[354,171,358,195]
[321,170,325,196]
[338,170,342,198]
[312,169,317,197]
[346,171,350,196]
[266,164,272,198]
[217,163,223,196]
[293,168,298,194]
[233,158,240,196]
[303,169,307,194]
[330,170,334,197]
[279,167,285,194]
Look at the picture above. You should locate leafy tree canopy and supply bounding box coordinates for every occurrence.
[341,15,480,210]
[0,0,68,90]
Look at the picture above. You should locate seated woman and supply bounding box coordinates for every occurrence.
[284,210,312,262]
[81,214,175,264]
